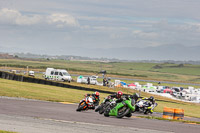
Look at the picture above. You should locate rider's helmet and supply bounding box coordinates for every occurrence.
[149,96,155,103]
[116,91,123,98]
[94,91,100,96]
[132,93,139,101]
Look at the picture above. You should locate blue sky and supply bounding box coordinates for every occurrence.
[0,0,200,59]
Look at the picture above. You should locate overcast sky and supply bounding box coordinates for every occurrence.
[0,0,200,59]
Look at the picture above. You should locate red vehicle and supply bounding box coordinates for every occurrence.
[163,89,173,94]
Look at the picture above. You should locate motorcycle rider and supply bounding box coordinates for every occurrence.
[86,91,100,106]
[103,92,139,104]
[141,96,155,104]
[129,93,140,104]
[103,91,123,103]
[133,93,140,101]
[103,92,139,117]
[95,91,123,112]
[138,96,156,113]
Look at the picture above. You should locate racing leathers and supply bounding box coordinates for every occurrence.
[86,94,100,106]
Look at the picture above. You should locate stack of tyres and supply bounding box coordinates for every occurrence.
[174,108,184,120]
[163,107,174,119]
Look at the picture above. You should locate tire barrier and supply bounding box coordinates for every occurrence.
[163,107,184,120]
[163,107,174,119]
[174,108,184,120]
[0,71,113,94]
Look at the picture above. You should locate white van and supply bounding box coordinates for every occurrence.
[45,68,72,82]
[28,71,35,77]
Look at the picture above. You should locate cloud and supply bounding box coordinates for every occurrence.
[0,8,79,27]
[132,30,159,39]
[0,8,41,25]
[47,13,79,28]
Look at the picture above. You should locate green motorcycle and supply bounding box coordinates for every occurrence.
[104,95,136,118]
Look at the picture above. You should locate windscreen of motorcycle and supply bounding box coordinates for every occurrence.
[88,97,93,103]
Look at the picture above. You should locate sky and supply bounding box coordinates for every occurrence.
[0,0,200,60]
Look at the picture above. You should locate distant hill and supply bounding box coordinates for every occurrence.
[1,44,200,63]
[77,44,200,61]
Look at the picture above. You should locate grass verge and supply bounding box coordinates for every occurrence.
[0,78,110,103]
[138,116,200,125]
[0,130,17,133]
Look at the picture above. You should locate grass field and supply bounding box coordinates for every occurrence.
[0,78,200,118]
[138,116,200,125]
[1,59,200,84]
[0,78,111,103]
[0,130,17,133]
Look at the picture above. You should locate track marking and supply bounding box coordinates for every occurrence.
[59,102,75,104]
[186,122,200,125]
[39,117,126,127]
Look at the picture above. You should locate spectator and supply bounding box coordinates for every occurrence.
[103,78,107,86]
[87,77,90,84]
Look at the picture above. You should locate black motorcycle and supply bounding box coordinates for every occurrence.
[95,98,116,114]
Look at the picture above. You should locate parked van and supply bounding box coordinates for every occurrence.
[28,71,35,77]
[11,70,17,74]
[45,68,72,82]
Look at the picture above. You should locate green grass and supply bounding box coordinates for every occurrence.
[0,78,200,118]
[138,116,200,125]
[0,78,110,103]
[0,130,17,133]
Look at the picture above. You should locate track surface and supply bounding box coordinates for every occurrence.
[0,97,199,133]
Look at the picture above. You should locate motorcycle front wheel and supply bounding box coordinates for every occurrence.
[95,105,102,112]
[125,113,132,117]
[117,107,130,118]
[76,102,87,111]
[104,106,111,117]
[144,109,152,114]
[99,102,110,114]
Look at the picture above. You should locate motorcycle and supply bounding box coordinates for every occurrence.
[135,99,158,114]
[104,95,136,118]
[95,97,117,114]
[76,96,95,111]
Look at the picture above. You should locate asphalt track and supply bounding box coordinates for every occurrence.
[0,97,199,133]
